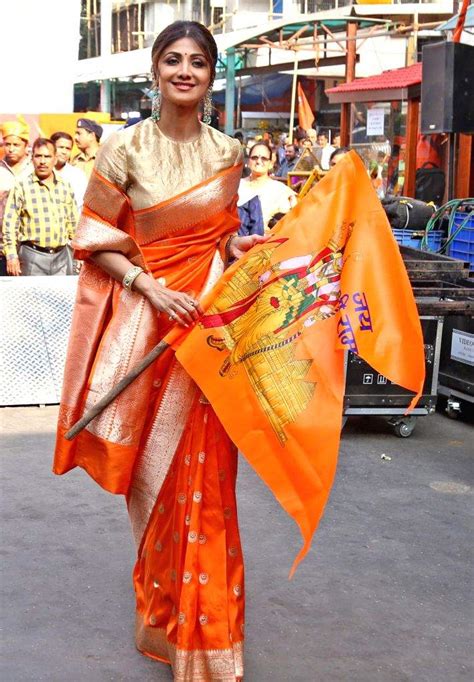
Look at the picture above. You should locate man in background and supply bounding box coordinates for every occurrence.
[306,128,317,146]
[317,131,335,171]
[0,120,32,275]
[274,143,298,180]
[51,131,87,211]
[3,138,77,276]
[72,118,103,179]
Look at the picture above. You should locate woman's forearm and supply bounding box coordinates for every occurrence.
[90,251,152,296]
[89,250,199,326]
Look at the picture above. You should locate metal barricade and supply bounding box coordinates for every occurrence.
[0,276,78,406]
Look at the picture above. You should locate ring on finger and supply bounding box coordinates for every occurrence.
[168,313,176,321]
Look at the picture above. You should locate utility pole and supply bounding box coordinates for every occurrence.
[100,0,113,113]
[225,47,236,135]
[340,21,357,147]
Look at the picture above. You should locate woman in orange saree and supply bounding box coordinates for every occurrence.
[53,21,263,681]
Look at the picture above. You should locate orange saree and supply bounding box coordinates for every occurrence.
[54,159,245,680]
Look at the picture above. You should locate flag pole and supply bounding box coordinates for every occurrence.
[64,340,170,440]
[288,50,298,144]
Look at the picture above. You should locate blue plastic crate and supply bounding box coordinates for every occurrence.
[448,211,474,269]
[392,229,443,251]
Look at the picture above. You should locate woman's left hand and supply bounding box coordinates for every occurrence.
[229,234,267,260]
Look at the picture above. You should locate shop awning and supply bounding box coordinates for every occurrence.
[326,62,422,103]
[213,73,294,107]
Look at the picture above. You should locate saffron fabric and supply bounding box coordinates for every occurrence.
[0,119,30,142]
[3,171,77,258]
[297,82,315,131]
[54,119,245,681]
[167,151,425,577]
[54,131,424,679]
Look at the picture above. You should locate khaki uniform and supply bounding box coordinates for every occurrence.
[71,148,99,179]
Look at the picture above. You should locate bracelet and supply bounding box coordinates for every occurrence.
[225,234,237,263]
[122,265,144,291]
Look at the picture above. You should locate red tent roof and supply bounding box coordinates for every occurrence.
[326,63,422,94]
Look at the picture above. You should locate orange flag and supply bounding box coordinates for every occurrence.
[167,151,425,576]
[454,0,469,42]
[297,82,315,131]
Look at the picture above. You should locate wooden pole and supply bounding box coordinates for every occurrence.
[404,98,419,198]
[86,0,92,58]
[340,21,357,146]
[65,340,170,441]
[288,51,298,144]
[456,134,473,198]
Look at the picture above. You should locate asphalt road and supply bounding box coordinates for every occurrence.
[1,405,473,682]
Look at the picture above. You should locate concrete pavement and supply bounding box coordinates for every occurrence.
[1,405,473,681]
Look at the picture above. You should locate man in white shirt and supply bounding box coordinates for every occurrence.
[51,132,87,212]
[317,131,335,171]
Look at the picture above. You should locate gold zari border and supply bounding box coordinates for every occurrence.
[136,614,244,681]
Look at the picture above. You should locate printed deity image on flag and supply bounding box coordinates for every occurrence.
[200,230,351,444]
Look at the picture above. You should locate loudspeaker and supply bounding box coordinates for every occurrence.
[421,41,474,134]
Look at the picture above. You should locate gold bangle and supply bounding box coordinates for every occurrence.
[122,265,144,291]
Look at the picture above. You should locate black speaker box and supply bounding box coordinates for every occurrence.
[421,41,474,134]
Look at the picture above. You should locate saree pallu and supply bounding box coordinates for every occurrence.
[53,164,245,680]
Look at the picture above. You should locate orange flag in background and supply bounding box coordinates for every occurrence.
[167,151,425,576]
[297,82,315,131]
[453,0,469,42]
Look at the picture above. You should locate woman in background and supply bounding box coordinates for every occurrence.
[238,141,296,233]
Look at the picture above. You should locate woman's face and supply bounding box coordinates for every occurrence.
[154,37,211,111]
[248,144,273,178]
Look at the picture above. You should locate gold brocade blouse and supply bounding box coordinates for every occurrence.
[94,119,242,211]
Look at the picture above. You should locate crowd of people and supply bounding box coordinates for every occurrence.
[0,116,350,277]
[235,127,349,235]
[0,117,102,276]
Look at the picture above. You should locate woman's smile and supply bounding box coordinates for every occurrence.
[172,82,196,91]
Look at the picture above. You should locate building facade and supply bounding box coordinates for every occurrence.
[73,1,456,132]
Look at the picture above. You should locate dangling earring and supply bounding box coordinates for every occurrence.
[151,84,161,122]
[203,86,213,125]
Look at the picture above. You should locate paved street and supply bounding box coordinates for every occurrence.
[1,405,473,682]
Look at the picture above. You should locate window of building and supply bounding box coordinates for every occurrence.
[112,1,146,53]
[299,0,351,13]
[79,0,101,60]
[192,0,212,26]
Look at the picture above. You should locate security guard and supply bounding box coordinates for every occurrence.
[72,118,103,179]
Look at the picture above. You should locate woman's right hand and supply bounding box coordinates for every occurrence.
[135,274,200,327]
